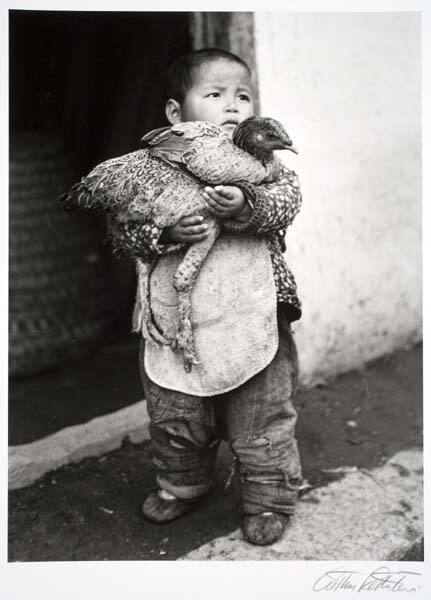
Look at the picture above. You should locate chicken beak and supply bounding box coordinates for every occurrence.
[275,136,299,154]
[276,140,298,154]
[285,144,299,154]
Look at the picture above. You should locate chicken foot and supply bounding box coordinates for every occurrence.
[133,258,171,345]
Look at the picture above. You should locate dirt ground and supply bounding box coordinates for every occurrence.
[8,343,422,561]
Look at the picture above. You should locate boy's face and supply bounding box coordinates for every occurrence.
[174,59,254,133]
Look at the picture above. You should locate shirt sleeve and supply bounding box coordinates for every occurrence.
[107,215,186,260]
[222,161,302,237]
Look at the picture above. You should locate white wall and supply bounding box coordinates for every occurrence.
[254,12,421,385]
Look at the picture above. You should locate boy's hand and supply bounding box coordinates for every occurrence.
[202,185,249,219]
[160,215,209,244]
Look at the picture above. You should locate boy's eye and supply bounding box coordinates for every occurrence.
[239,94,251,102]
[207,92,220,98]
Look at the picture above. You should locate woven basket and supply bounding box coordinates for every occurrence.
[9,134,115,376]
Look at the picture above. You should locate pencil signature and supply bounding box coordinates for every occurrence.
[313,567,422,593]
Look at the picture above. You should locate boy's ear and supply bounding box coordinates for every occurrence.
[165,99,182,124]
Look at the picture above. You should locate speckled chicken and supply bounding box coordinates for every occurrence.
[63,116,297,370]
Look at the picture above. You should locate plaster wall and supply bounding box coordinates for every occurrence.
[254,12,422,384]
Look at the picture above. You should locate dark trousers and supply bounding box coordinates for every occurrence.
[139,308,302,515]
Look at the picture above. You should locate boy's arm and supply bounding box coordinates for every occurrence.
[107,213,209,259]
[223,161,302,235]
[107,215,186,260]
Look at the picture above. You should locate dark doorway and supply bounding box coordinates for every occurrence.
[9,12,193,438]
[9,11,193,343]
[10,10,192,173]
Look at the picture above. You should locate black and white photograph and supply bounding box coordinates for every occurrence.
[2,2,428,599]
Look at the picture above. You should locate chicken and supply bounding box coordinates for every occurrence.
[62,116,298,371]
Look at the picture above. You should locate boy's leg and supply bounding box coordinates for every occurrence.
[217,308,302,543]
[139,342,220,522]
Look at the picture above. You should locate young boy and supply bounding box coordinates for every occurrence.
[112,48,303,546]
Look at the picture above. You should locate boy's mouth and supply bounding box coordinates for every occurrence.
[221,120,240,128]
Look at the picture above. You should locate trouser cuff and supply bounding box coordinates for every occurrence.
[157,475,212,500]
[240,480,299,516]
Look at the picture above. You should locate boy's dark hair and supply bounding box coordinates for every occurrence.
[166,48,251,104]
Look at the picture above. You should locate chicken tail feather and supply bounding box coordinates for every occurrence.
[60,182,85,211]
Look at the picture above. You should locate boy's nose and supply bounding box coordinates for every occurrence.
[224,98,239,112]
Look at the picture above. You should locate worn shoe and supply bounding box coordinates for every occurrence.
[142,489,200,523]
[242,512,290,546]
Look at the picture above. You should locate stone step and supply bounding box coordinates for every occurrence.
[181,449,423,561]
[9,400,149,490]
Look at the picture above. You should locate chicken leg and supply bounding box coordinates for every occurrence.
[172,217,221,371]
